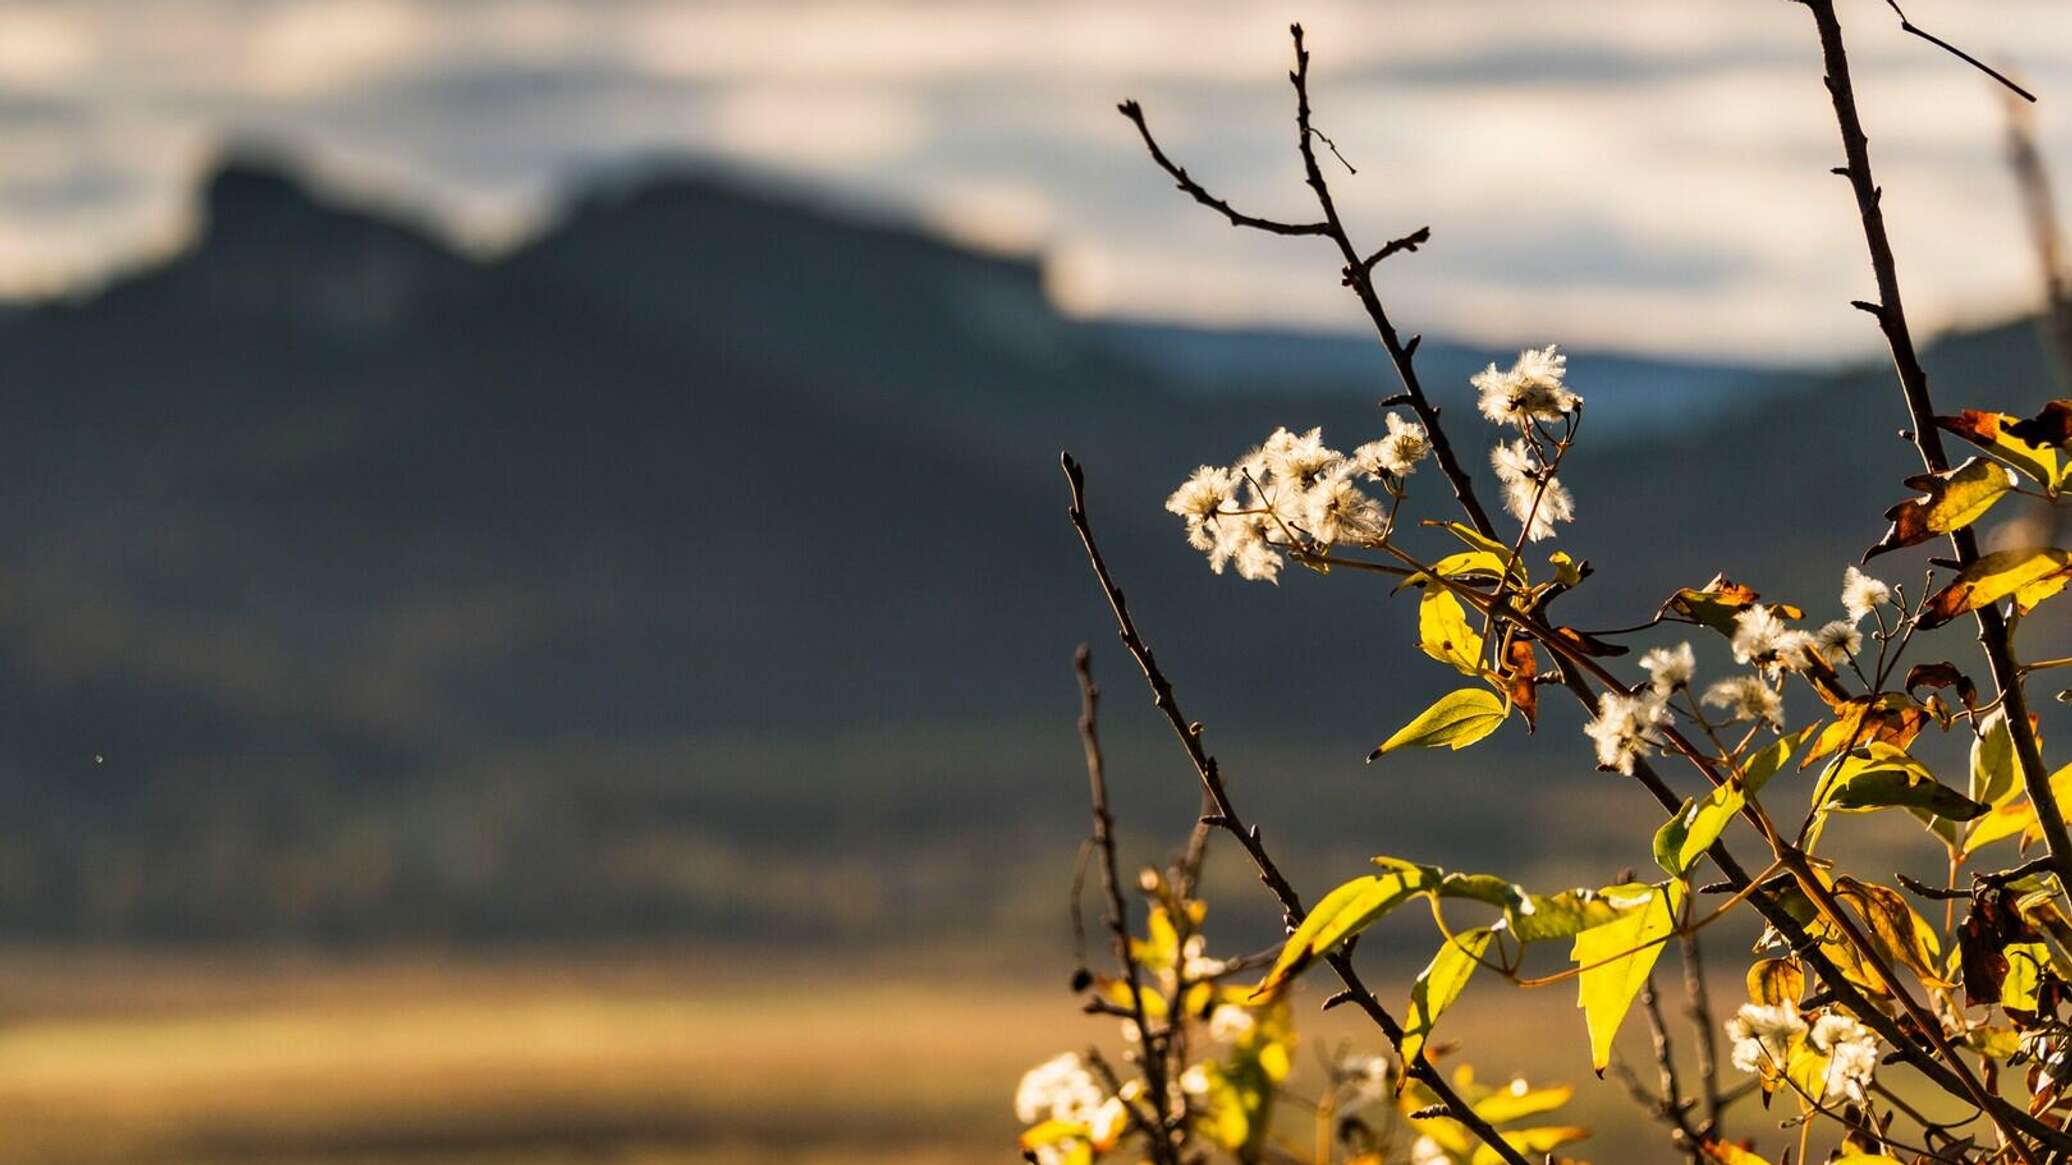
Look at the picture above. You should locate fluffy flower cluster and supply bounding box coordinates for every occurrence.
[1474,345,1581,427]
[1583,688,1670,775]
[1702,674,1784,729]
[1727,1003,1804,1074]
[1841,565,1893,624]
[1166,419,1428,583]
[1809,1012,1879,1104]
[1015,1052,1126,1159]
[1489,439,1575,541]
[1581,642,1694,774]
[1725,1005,1877,1104]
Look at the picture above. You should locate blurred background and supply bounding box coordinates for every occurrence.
[0,1,2066,1162]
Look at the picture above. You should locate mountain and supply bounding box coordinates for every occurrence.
[0,150,2051,947]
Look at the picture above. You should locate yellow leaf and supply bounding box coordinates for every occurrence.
[1920,548,2072,629]
[1746,958,1804,1006]
[1403,926,1495,1065]
[1471,1082,1573,1125]
[1419,587,1485,677]
[1573,881,1683,1073]
[1253,863,1439,998]
[1470,1126,1589,1165]
[1700,1141,1775,1165]
[1864,456,2016,559]
[1372,689,1508,758]
[1937,408,2064,491]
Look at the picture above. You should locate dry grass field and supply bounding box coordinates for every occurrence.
[0,942,1971,1165]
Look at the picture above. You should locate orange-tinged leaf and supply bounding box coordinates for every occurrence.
[1920,548,2072,629]
[1937,408,2063,490]
[1700,1140,1775,1165]
[1502,638,1538,731]
[1661,575,1802,635]
[1863,457,2016,560]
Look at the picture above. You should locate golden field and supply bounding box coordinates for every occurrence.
[0,943,1971,1165]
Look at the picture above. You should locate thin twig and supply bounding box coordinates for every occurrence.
[1116,100,1331,237]
[1880,0,2036,103]
[1679,929,1724,1140]
[1059,454,1533,1165]
[1076,647,1181,1164]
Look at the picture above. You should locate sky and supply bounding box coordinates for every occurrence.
[3,0,2072,362]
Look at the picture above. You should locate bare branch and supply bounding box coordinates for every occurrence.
[1116,100,1331,237]
[1358,226,1432,274]
[1059,453,1533,1165]
[1881,0,2036,103]
[1075,646,1181,1165]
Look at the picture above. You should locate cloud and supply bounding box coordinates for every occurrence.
[0,0,2062,359]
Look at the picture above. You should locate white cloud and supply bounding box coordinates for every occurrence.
[0,0,2061,359]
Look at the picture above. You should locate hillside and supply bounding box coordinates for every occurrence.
[0,152,2051,945]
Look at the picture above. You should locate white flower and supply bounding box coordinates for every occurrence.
[1583,689,1670,775]
[1337,1053,1391,1107]
[1167,466,1239,552]
[1208,1004,1257,1044]
[1812,619,1862,664]
[1489,439,1573,541]
[1729,605,1813,673]
[1015,1052,1106,1124]
[1260,426,1341,491]
[1841,565,1893,623]
[1380,412,1431,475]
[1301,464,1385,546]
[1086,1095,1128,1145]
[1808,1012,1878,1103]
[1410,1135,1451,1165]
[1703,675,1785,728]
[1179,1063,1211,1096]
[1474,345,1581,427]
[1640,642,1696,696]
[1207,513,1283,584]
[1490,439,1535,484]
[1726,1003,1806,1075]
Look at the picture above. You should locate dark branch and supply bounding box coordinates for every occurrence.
[1115,100,1331,237]
[1880,0,2037,103]
[1059,453,1532,1165]
[1358,226,1432,273]
[1076,647,1181,1164]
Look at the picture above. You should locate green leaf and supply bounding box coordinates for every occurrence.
[1418,587,1485,677]
[1573,881,1683,1073]
[1740,727,1807,796]
[2002,941,2050,1012]
[1920,548,2072,630]
[1371,689,1507,758]
[1507,886,1651,943]
[1653,784,1744,879]
[1253,862,1441,998]
[1864,456,2016,560]
[1971,709,2019,808]
[1402,925,1495,1064]
[1820,746,1988,821]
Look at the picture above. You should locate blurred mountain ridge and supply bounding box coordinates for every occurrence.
[0,148,2056,945]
